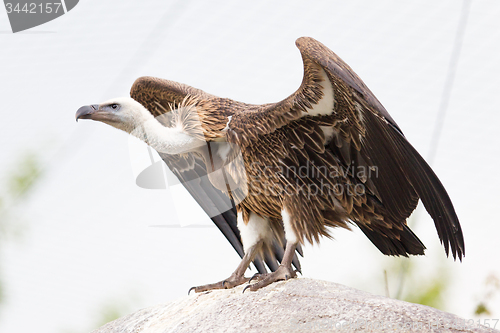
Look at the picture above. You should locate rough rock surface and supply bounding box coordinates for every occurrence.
[92,278,498,333]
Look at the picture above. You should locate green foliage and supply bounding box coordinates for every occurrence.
[404,274,447,309]
[475,302,490,316]
[6,153,42,198]
[474,273,499,317]
[60,294,140,333]
[384,256,449,310]
[0,152,43,307]
[91,293,142,330]
[94,300,134,327]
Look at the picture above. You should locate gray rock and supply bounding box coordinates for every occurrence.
[92,278,498,333]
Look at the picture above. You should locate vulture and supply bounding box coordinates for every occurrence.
[76,37,464,293]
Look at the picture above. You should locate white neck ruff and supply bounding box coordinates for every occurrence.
[131,114,206,155]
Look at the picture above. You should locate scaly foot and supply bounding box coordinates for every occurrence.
[243,265,297,292]
[188,274,250,294]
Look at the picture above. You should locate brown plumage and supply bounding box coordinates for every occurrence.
[78,37,464,292]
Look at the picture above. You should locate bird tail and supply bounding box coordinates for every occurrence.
[358,223,426,257]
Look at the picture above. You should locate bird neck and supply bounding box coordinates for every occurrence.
[132,114,206,154]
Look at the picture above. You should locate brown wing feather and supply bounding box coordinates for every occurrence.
[228,37,464,260]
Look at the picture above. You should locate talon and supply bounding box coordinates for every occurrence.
[242,285,252,293]
[249,273,260,283]
[188,286,196,295]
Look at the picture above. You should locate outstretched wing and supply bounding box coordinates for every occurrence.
[130,77,301,273]
[227,37,464,260]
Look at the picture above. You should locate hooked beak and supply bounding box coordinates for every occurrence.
[75,104,100,122]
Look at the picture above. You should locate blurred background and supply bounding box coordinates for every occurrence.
[1,0,499,332]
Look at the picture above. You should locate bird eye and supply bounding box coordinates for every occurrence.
[110,104,119,110]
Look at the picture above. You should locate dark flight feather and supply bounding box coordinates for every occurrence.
[225,37,464,260]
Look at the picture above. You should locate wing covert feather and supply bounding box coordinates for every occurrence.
[227,37,464,259]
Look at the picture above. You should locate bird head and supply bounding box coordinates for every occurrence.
[75,97,151,133]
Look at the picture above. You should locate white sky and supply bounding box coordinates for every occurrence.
[1,0,499,332]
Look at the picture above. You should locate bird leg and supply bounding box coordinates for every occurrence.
[188,240,263,294]
[243,240,298,292]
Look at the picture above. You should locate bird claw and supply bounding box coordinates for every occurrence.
[243,265,297,292]
[249,273,263,283]
[242,285,251,294]
[188,275,249,294]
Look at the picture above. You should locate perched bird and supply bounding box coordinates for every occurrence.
[76,37,464,293]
